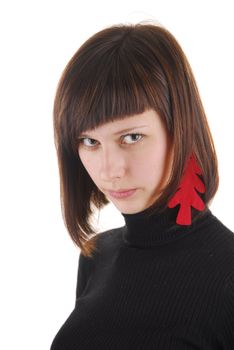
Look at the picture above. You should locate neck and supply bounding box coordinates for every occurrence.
[121,205,211,248]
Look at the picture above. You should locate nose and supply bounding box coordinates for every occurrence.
[99,146,126,181]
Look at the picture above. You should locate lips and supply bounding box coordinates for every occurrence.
[107,188,137,199]
[108,189,135,193]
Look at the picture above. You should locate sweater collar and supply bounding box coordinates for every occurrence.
[121,205,212,247]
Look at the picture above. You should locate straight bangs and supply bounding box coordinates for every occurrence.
[54,25,173,157]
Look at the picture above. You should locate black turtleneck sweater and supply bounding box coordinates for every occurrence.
[50,206,234,349]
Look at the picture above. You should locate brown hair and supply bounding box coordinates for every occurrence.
[53,21,219,257]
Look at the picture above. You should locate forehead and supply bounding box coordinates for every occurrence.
[80,109,163,136]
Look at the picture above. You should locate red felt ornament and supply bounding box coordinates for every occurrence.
[167,153,206,225]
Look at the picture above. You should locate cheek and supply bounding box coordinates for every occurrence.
[78,151,97,179]
[135,144,168,182]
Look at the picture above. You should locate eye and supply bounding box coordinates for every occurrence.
[77,133,144,149]
[122,133,144,144]
[78,137,98,147]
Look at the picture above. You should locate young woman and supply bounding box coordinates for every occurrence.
[50,22,234,349]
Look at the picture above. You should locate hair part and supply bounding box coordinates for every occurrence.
[53,21,219,257]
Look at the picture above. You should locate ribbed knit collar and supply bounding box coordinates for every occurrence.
[121,205,212,247]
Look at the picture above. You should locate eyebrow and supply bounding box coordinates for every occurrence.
[80,125,148,137]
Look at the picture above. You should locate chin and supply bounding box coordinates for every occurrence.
[115,202,147,214]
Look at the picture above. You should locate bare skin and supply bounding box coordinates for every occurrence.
[78,108,173,214]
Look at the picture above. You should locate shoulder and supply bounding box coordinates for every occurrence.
[204,210,234,272]
[97,225,123,249]
[209,211,234,248]
[86,225,124,258]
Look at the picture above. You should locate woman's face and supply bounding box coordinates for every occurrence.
[78,109,173,214]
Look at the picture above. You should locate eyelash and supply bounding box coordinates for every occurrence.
[78,133,144,148]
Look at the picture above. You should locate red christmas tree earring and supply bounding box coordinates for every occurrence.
[167,153,206,225]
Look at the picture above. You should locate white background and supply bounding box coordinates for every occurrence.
[0,0,233,349]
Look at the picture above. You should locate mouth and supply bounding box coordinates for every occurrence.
[107,189,137,199]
